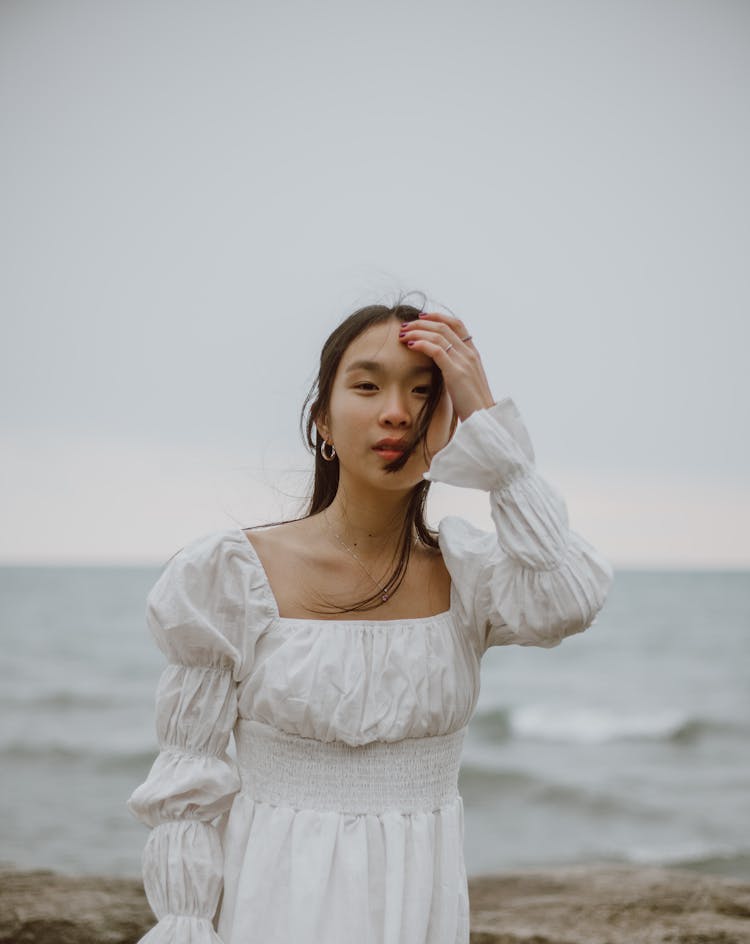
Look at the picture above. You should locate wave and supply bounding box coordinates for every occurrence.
[468,705,514,739]
[0,691,121,710]
[0,741,157,772]
[471,704,747,745]
[616,842,750,876]
[458,762,665,819]
[459,763,538,791]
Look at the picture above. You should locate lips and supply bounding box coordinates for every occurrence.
[374,447,404,458]
[372,438,408,454]
[372,439,406,459]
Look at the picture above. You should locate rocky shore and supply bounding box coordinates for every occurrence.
[1,863,749,943]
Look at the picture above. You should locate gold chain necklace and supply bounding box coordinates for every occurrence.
[322,508,392,603]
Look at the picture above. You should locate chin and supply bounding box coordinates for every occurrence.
[381,469,425,491]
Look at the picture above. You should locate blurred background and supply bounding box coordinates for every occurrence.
[1,0,748,880]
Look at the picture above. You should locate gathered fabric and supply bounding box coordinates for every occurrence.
[127,396,614,944]
[234,718,466,814]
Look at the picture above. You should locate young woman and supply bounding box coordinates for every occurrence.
[127,298,613,944]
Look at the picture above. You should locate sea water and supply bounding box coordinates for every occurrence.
[1,566,748,879]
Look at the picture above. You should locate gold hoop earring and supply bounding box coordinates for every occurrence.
[320,440,336,461]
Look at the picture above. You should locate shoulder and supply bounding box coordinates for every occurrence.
[407,537,452,606]
[436,515,497,559]
[433,515,499,595]
[241,519,309,560]
[152,527,258,609]
[240,519,319,584]
[163,525,252,570]
[146,526,275,671]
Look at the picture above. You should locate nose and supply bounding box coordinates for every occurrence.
[379,389,412,428]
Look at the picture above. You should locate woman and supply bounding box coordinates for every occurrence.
[127,297,614,943]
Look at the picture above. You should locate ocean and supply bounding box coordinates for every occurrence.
[1,565,748,880]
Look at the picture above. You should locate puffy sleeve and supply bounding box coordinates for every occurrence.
[424,397,614,652]
[127,529,257,943]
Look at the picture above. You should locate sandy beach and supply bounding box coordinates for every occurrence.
[2,863,749,943]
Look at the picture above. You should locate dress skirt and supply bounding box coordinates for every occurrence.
[217,719,471,943]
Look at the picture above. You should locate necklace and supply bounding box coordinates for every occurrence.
[322,508,393,603]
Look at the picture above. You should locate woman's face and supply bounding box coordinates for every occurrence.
[318,319,455,492]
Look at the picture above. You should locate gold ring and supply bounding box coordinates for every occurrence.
[461,335,473,342]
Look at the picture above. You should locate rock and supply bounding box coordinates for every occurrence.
[467,863,750,943]
[0,868,152,944]
[1,863,749,943]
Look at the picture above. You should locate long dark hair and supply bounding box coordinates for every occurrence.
[244,290,457,615]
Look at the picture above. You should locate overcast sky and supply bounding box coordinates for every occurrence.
[2,0,748,568]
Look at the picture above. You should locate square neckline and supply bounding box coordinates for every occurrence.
[234,525,454,627]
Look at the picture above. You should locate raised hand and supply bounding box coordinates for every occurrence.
[399,312,496,422]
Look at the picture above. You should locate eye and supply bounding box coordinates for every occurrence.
[414,386,432,395]
[354,382,377,391]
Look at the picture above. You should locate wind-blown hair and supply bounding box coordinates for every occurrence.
[245,289,457,614]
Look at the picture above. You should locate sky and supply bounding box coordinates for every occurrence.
[1,0,748,568]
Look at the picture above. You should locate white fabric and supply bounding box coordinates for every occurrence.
[234,717,466,813]
[127,397,614,943]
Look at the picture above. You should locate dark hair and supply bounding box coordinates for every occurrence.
[244,289,458,615]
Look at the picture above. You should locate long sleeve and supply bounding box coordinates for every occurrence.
[127,532,247,943]
[424,396,614,652]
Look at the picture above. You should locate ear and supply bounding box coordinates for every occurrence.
[315,414,330,442]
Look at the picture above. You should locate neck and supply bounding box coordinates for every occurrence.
[323,489,413,558]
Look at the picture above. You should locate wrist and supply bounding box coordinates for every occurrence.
[457,396,496,423]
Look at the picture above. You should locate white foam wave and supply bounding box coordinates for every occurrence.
[509,703,691,744]
[621,839,746,867]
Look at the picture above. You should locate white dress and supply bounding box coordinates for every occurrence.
[127,397,613,944]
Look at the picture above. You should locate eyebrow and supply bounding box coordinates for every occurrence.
[344,359,433,377]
